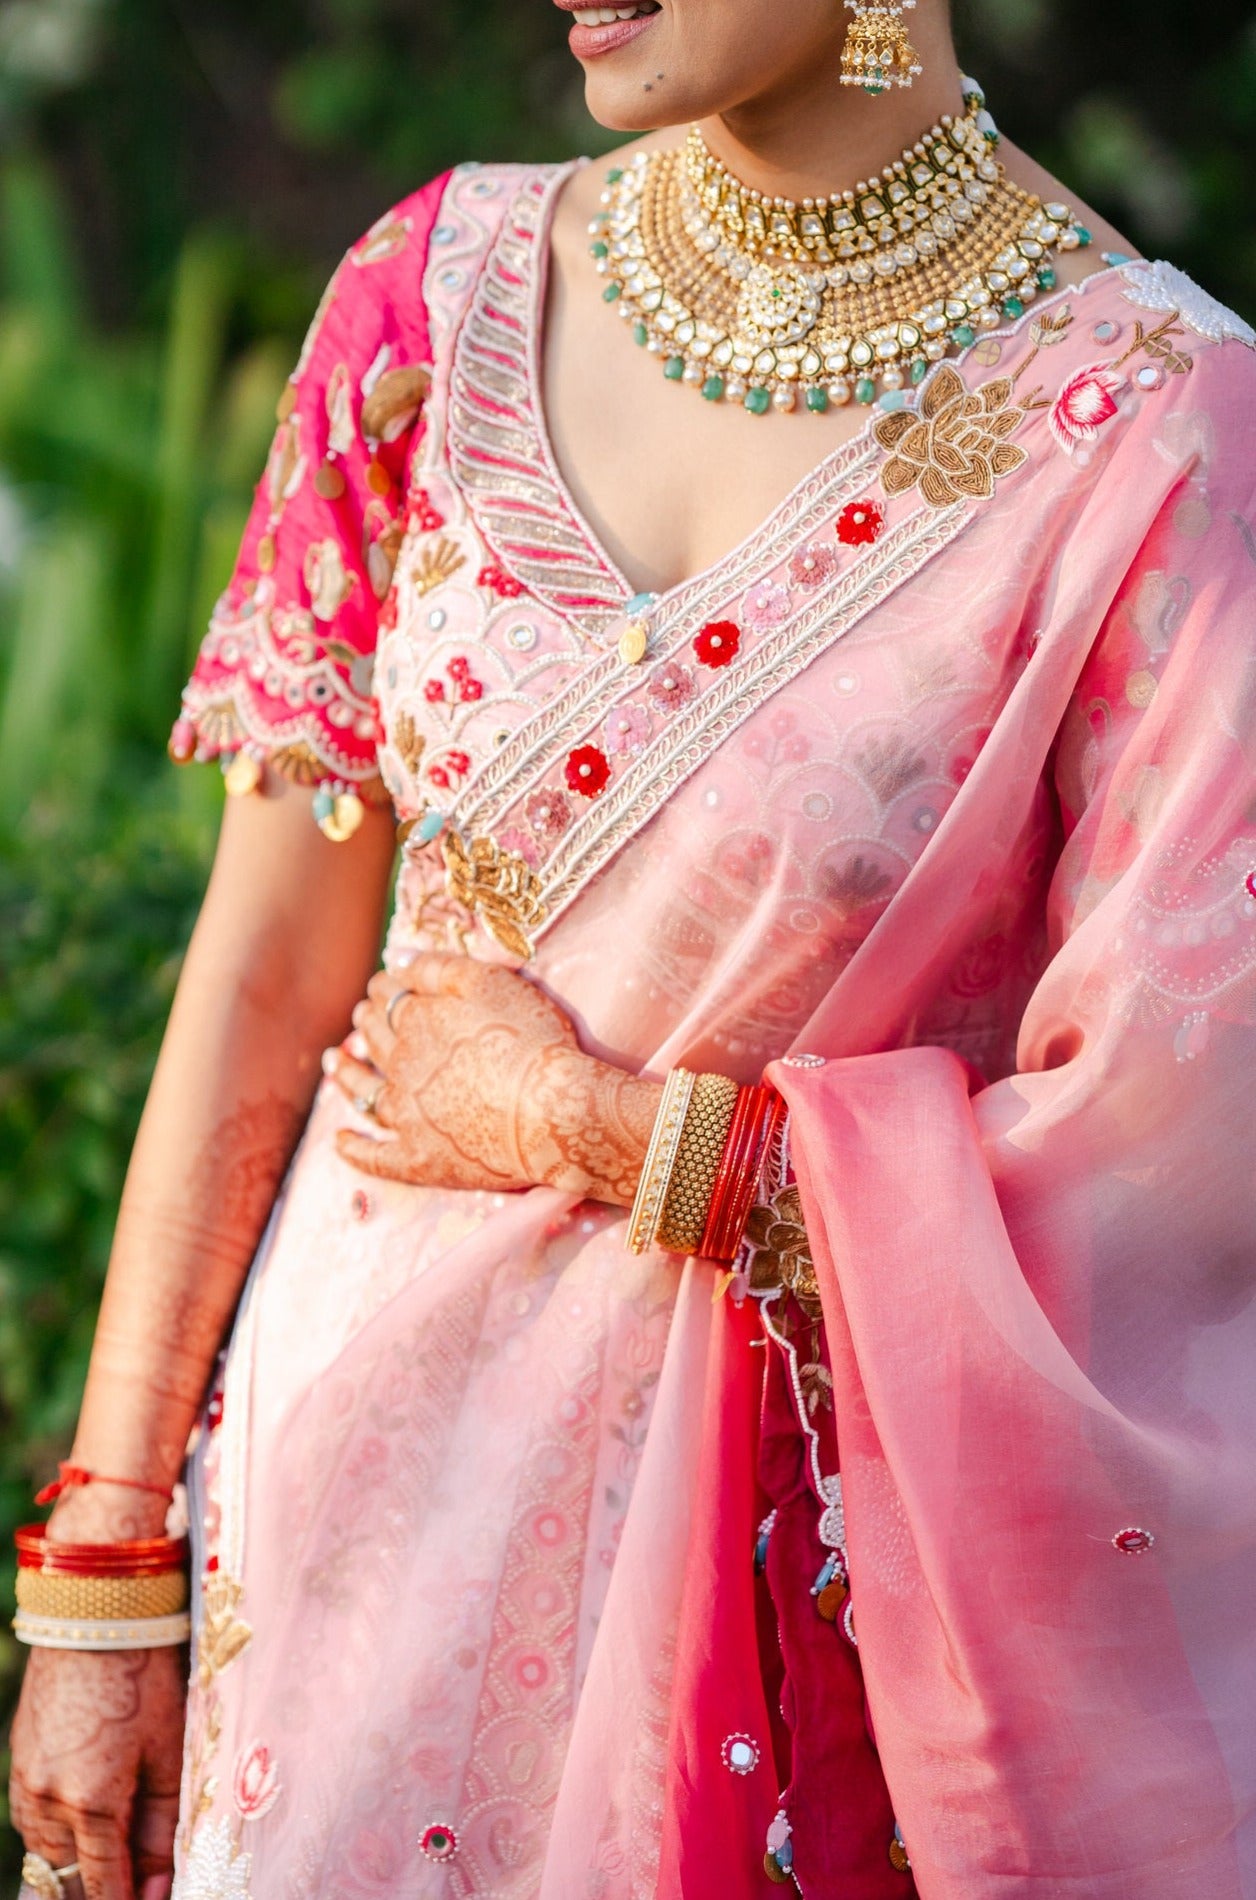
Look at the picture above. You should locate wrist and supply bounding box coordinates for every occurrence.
[45,1482,174,1545]
[519,1047,662,1205]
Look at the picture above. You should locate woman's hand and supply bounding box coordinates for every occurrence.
[327,956,661,1205]
[9,1644,185,1900]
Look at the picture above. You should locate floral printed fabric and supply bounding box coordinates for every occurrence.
[174,179,449,798]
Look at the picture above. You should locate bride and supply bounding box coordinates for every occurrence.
[11,0,1256,1895]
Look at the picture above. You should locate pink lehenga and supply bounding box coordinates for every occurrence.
[170,158,1256,1900]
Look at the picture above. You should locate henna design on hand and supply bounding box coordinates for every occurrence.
[9,1645,186,1900]
[330,958,662,1204]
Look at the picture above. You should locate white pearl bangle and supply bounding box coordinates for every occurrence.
[13,1609,192,1650]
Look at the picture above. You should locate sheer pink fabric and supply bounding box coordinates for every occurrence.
[170,157,1256,1900]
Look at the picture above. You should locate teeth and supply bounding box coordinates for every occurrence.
[572,5,650,22]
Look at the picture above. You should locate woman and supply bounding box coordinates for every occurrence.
[10,0,1256,1892]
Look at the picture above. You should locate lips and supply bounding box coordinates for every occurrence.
[561,1,660,59]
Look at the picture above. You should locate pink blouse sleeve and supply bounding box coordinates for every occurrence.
[169,178,448,840]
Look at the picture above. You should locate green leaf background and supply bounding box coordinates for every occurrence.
[2,0,1254,1869]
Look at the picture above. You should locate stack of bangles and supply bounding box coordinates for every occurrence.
[12,1467,191,1652]
[625,1071,785,1259]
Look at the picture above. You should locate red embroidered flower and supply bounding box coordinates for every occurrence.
[836,500,885,546]
[232,1740,281,1820]
[408,488,445,533]
[423,678,445,703]
[445,749,471,777]
[693,620,741,668]
[459,677,483,702]
[448,656,469,680]
[1049,365,1123,455]
[564,745,611,797]
[477,562,524,598]
[428,765,450,789]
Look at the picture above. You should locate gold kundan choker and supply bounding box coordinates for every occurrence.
[589,80,1091,415]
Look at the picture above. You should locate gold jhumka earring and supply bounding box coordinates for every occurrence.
[840,0,923,94]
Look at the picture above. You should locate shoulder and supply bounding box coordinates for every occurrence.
[301,162,567,365]
[1103,260,1256,492]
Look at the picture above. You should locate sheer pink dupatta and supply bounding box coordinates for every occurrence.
[769,359,1256,1894]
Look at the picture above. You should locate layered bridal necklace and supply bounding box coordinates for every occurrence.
[589,81,1091,415]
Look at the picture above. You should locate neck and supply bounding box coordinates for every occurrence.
[699,49,967,202]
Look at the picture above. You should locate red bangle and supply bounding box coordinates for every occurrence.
[699,1084,785,1261]
[15,1525,189,1577]
[34,1463,175,1508]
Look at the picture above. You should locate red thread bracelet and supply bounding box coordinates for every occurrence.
[34,1463,175,1508]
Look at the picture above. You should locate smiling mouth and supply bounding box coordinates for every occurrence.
[568,4,658,22]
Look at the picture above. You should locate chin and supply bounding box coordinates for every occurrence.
[567,1,694,132]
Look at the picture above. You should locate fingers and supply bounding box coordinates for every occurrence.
[383,954,493,1000]
[324,1049,385,1115]
[131,1784,179,1884]
[334,1126,412,1181]
[73,1815,136,1900]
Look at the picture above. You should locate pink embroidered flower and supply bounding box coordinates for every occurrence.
[694,619,742,666]
[646,662,697,714]
[836,500,885,546]
[497,825,541,868]
[742,581,790,630]
[605,703,652,756]
[232,1740,281,1820]
[788,542,840,589]
[1049,365,1124,454]
[565,744,611,797]
[524,786,573,844]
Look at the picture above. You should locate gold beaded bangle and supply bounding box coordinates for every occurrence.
[13,1610,192,1651]
[15,1567,188,1621]
[625,1068,696,1254]
[656,1073,741,1255]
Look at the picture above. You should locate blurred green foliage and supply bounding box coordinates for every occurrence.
[1,0,1254,1873]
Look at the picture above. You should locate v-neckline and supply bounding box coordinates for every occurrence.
[459,157,1147,642]
[522,158,884,633]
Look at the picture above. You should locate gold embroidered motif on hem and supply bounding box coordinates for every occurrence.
[442,830,548,960]
[744,1183,819,1318]
[874,364,1032,507]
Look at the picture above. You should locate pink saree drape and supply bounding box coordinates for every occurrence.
[171,155,1256,1900]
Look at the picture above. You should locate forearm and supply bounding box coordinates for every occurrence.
[49,784,395,1543]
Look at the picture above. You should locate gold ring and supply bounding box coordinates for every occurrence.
[21,1855,80,1900]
